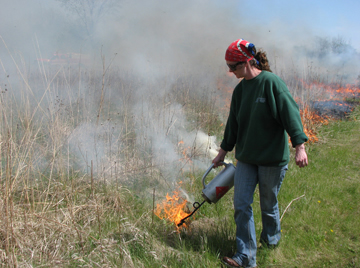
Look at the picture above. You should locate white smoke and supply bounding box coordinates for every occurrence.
[1,0,359,195]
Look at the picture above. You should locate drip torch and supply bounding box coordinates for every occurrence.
[177,162,235,227]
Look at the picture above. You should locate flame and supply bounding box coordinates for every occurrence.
[300,80,360,101]
[177,140,193,164]
[181,146,193,163]
[299,104,328,143]
[297,80,360,142]
[154,186,191,228]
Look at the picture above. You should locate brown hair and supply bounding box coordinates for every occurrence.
[249,48,272,72]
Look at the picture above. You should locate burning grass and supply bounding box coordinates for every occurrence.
[300,104,329,143]
[301,80,360,101]
[154,184,192,229]
[298,80,360,142]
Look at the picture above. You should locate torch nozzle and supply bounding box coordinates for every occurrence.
[177,200,206,227]
[177,220,185,227]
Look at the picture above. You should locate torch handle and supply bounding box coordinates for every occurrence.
[202,162,226,189]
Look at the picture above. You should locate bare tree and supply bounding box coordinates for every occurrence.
[56,0,121,40]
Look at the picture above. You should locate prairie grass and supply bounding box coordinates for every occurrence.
[269,107,360,268]
[0,52,359,267]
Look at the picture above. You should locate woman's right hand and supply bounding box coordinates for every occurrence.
[212,148,228,168]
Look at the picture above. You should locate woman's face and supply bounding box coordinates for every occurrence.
[226,60,247,79]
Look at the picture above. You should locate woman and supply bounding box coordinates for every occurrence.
[213,39,308,268]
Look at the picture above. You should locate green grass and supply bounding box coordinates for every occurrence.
[271,111,360,268]
[143,107,360,268]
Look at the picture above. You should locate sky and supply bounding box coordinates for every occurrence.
[238,0,360,51]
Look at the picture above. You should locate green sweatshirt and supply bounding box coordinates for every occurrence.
[220,71,308,166]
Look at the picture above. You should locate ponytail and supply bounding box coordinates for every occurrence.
[249,48,272,72]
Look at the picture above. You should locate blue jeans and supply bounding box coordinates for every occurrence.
[232,161,288,268]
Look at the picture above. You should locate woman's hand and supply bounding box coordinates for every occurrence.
[212,148,228,168]
[295,143,308,168]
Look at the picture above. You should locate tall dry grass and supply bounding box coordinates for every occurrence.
[0,47,227,266]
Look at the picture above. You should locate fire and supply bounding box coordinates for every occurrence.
[299,104,328,143]
[298,80,360,142]
[177,140,193,164]
[154,187,191,228]
[301,80,360,101]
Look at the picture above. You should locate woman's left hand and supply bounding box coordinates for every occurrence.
[295,143,308,168]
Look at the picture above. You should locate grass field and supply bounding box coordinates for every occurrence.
[0,61,359,267]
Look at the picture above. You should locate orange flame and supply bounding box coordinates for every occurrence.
[300,80,360,101]
[177,140,193,164]
[299,104,328,143]
[296,79,360,142]
[154,187,191,228]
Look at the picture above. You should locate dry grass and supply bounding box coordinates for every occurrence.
[0,47,226,266]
